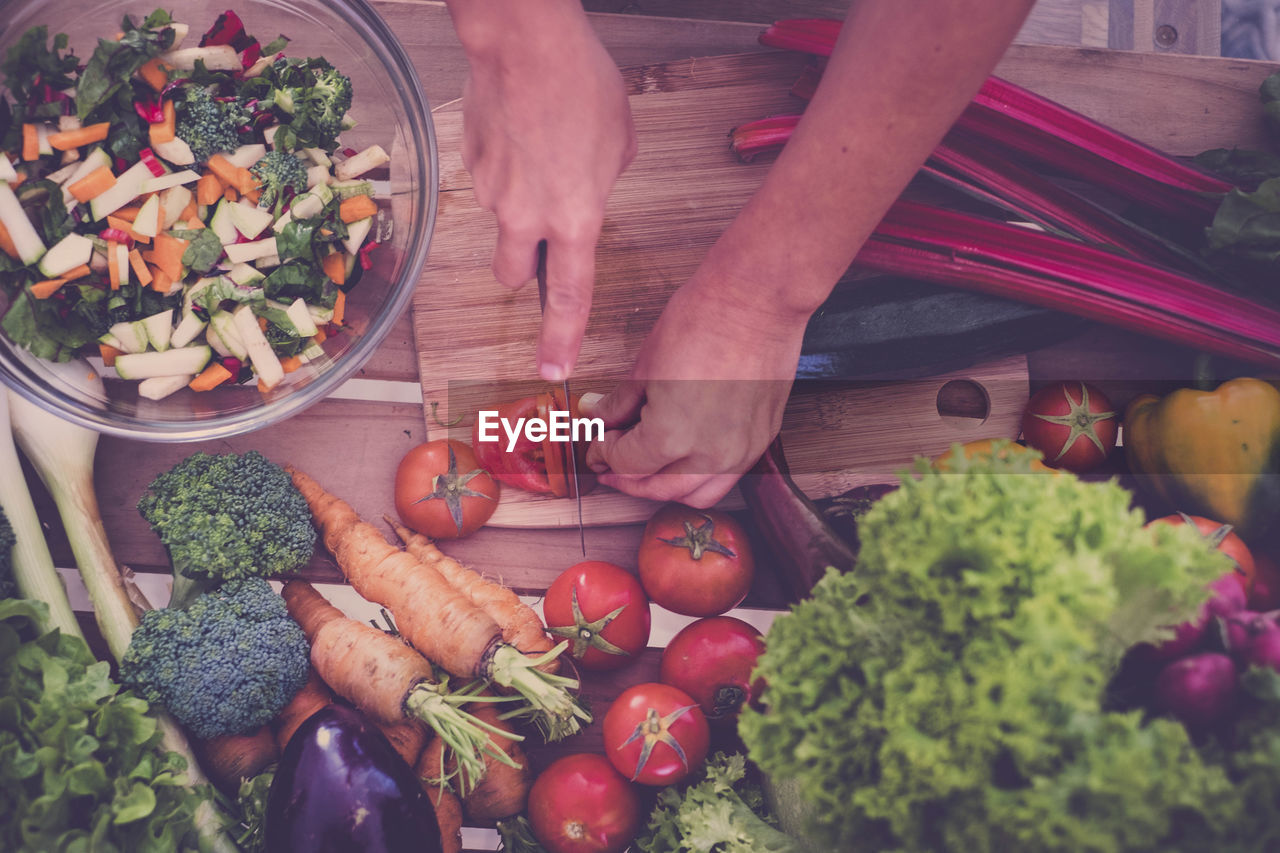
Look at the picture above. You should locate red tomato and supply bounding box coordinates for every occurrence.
[1020,381,1118,472]
[393,439,499,539]
[543,561,651,671]
[637,503,755,617]
[1148,514,1257,598]
[659,615,765,722]
[526,753,642,853]
[472,395,550,494]
[602,682,709,786]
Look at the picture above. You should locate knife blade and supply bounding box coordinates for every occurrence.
[536,240,587,555]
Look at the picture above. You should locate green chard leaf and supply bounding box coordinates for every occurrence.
[174,227,224,273]
[77,17,175,122]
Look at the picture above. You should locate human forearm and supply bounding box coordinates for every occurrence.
[702,0,1036,324]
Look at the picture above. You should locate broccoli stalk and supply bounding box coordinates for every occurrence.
[137,449,316,609]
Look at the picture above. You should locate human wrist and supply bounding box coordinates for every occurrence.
[446,0,590,65]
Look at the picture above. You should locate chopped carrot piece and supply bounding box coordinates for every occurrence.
[206,153,241,188]
[257,378,272,393]
[48,122,110,151]
[0,220,17,259]
[141,232,188,281]
[150,264,174,294]
[280,355,303,374]
[311,328,327,345]
[189,362,234,391]
[258,315,268,332]
[21,124,39,161]
[111,202,143,223]
[223,185,238,202]
[233,167,259,195]
[195,172,223,206]
[338,195,377,223]
[185,216,205,230]
[243,188,261,205]
[180,198,200,221]
[148,101,176,146]
[331,291,346,326]
[58,264,91,282]
[98,343,122,367]
[138,58,169,91]
[68,165,116,203]
[106,215,148,243]
[106,241,121,289]
[30,277,68,299]
[321,252,346,285]
[128,249,153,286]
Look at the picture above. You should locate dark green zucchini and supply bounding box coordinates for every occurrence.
[798,274,1089,379]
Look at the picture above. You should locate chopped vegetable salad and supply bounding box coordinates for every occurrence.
[0,9,390,399]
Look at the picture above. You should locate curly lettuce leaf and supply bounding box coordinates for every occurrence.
[738,445,1240,851]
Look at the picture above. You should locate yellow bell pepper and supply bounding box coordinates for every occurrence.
[1124,377,1280,544]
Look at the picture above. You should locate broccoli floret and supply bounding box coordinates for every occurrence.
[137,450,315,608]
[121,578,310,739]
[266,57,353,152]
[250,149,308,217]
[0,506,16,600]
[175,85,245,163]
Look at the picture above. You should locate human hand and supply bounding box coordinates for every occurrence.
[582,275,807,507]
[455,4,636,380]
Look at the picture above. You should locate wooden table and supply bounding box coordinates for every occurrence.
[22,2,1277,850]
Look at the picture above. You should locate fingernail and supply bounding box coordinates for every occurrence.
[578,391,604,413]
[540,362,569,382]
[588,460,609,474]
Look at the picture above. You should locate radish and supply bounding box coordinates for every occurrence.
[1154,653,1238,730]
[1241,620,1280,672]
[1147,572,1247,662]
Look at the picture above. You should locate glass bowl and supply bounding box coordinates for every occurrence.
[0,0,436,440]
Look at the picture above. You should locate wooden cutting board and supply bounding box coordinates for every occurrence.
[411,46,1279,528]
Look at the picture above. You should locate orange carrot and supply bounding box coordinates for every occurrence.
[148,101,176,145]
[111,202,143,223]
[415,741,464,853]
[21,124,39,161]
[98,343,122,367]
[321,252,346,285]
[338,194,377,223]
[311,328,327,345]
[387,518,556,667]
[29,277,68,299]
[67,165,115,203]
[185,216,205,230]
[180,197,200,221]
[243,187,261,205]
[331,290,346,326]
[188,361,234,392]
[127,249,153,287]
[206,153,241,188]
[106,241,122,289]
[222,184,238,202]
[415,703,531,824]
[0,220,16,259]
[279,355,302,374]
[107,215,148,244]
[280,579,524,792]
[272,669,333,752]
[286,469,586,741]
[48,122,110,150]
[196,726,279,793]
[234,166,259,195]
[195,172,222,206]
[377,718,429,769]
[137,57,169,91]
[141,232,188,281]
[150,263,174,294]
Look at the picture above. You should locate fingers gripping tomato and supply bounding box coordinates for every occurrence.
[543,561,651,671]
[602,682,709,786]
[659,616,765,722]
[526,753,642,853]
[393,439,499,539]
[638,503,755,617]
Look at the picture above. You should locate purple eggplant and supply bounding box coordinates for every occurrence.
[265,703,442,853]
